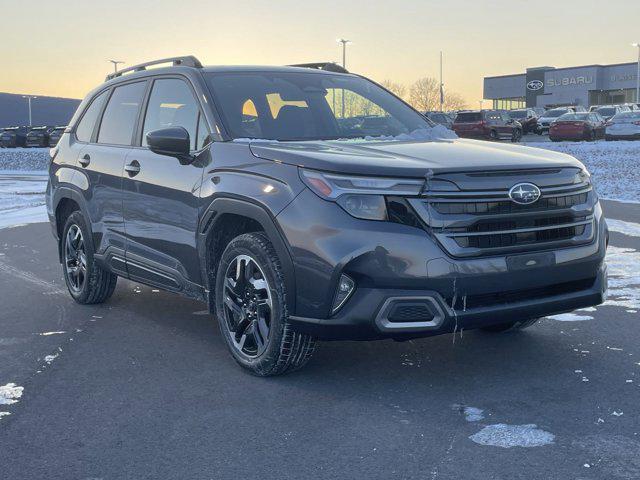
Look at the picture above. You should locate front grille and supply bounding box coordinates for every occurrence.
[444,277,596,309]
[408,178,595,258]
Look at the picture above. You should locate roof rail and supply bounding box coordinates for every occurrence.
[289,62,349,74]
[105,55,203,81]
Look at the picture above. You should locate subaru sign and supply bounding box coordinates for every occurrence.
[526,80,544,91]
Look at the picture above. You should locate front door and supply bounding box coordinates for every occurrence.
[121,76,211,292]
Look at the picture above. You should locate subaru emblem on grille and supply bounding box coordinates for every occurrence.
[508,183,541,205]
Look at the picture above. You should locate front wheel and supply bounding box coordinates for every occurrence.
[511,128,522,143]
[480,318,539,333]
[215,232,316,376]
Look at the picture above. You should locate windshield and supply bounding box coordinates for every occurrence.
[597,107,615,117]
[557,113,588,121]
[508,110,527,119]
[545,109,567,118]
[205,72,433,141]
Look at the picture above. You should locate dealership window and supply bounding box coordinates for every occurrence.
[589,89,637,107]
[492,98,525,110]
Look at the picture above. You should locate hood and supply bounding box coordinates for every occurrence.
[248,138,584,178]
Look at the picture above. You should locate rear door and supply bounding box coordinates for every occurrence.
[74,81,147,270]
[121,76,211,291]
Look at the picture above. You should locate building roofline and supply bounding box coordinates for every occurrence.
[486,61,639,79]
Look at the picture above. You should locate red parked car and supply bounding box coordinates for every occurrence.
[452,110,522,142]
[549,112,606,142]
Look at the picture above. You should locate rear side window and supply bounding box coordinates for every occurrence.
[142,78,202,150]
[455,112,481,122]
[75,90,108,142]
[98,82,146,145]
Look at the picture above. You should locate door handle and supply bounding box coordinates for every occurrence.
[125,160,141,177]
[79,154,90,167]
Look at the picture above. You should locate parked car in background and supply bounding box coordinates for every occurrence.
[549,112,606,142]
[605,111,640,140]
[507,109,538,134]
[595,105,626,121]
[452,110,522,141]
[424,111,453,129]
[0,126,28,148]
[537,108,575,133]
[48,126,67,147]
[532,107,546,117]
[26,126,52,147]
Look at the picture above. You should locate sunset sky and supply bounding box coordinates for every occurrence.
[3,0,639,106]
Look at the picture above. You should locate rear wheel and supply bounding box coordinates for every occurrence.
[511,128,522,143]
[489,130,499,141]
[481,318,539,333]
[61,211,117,304]
[215,232,316,376]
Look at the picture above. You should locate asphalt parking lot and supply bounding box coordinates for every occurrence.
[1,200,639,480]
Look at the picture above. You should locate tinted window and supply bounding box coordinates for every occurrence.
[98,82,146,145]
[509,110,527,119]
[597,107,616,117]
[75,90,108,142]
[455,112,482,122]
[196,112,211,150]
[142,78,200,150]
[545,109,567,118]
[206,72,430,141]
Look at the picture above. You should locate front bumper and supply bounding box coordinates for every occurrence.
[279,190,607,341]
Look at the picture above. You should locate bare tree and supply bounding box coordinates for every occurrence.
[380,80,407,100]
[443,91,467,111]
[408,77,441,112]
[407,77,467,112]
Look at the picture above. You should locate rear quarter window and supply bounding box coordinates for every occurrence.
[455,112,482,122]
[75,90,108,142]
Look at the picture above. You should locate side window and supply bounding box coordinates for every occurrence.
[195,112,211,150]
[97,82,146,146]
[142,78,200,150]
[75,90,108,142]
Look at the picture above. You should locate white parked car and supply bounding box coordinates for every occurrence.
[605,111,640,141]
[537,108,573,133]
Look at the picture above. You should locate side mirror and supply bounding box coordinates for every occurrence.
[146,127,194,165]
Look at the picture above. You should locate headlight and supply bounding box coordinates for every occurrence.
[300,169,425,220]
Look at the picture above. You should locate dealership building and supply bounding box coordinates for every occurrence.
[483,61,639,109]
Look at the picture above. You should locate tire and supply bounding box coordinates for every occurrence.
[511,128,522,143]
[481,318,539,333]
[61,211,117,304]
[215,232,316,376]
[489,130,498,141]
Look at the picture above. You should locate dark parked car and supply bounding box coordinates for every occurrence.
[47,56,607,375]
[0,126,28,148]
[549,112,606,142]
[48,126,67,147]
[424,111,453,129]
[507,109,538,134]
[25,126,52,147]
[452,110,522,141]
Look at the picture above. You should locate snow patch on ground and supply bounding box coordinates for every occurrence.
[38,331,66,336]
[0,411,10,420]
[525,141,640,203]
[0,171,48,229]
[469,424,555,448]
[606,219,640,238]
[547,313,593,322]
[0,383,24,405]
[462,407,484,422]
[604,246,640,310]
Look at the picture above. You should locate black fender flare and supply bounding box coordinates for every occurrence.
[51,185,92,262]
[198,196,297,313]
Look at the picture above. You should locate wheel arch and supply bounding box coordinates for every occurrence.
[198,196,296,314]
[52,186,92,263]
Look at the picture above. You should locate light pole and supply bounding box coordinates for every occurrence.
[439,51,444,112]
[337,39,351,69]
[633,43,640,103]
[337,39,351,118]
[108,59,125,74]
[21,95,37,126]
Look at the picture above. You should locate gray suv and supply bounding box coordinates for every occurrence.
[46,56,608,375]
